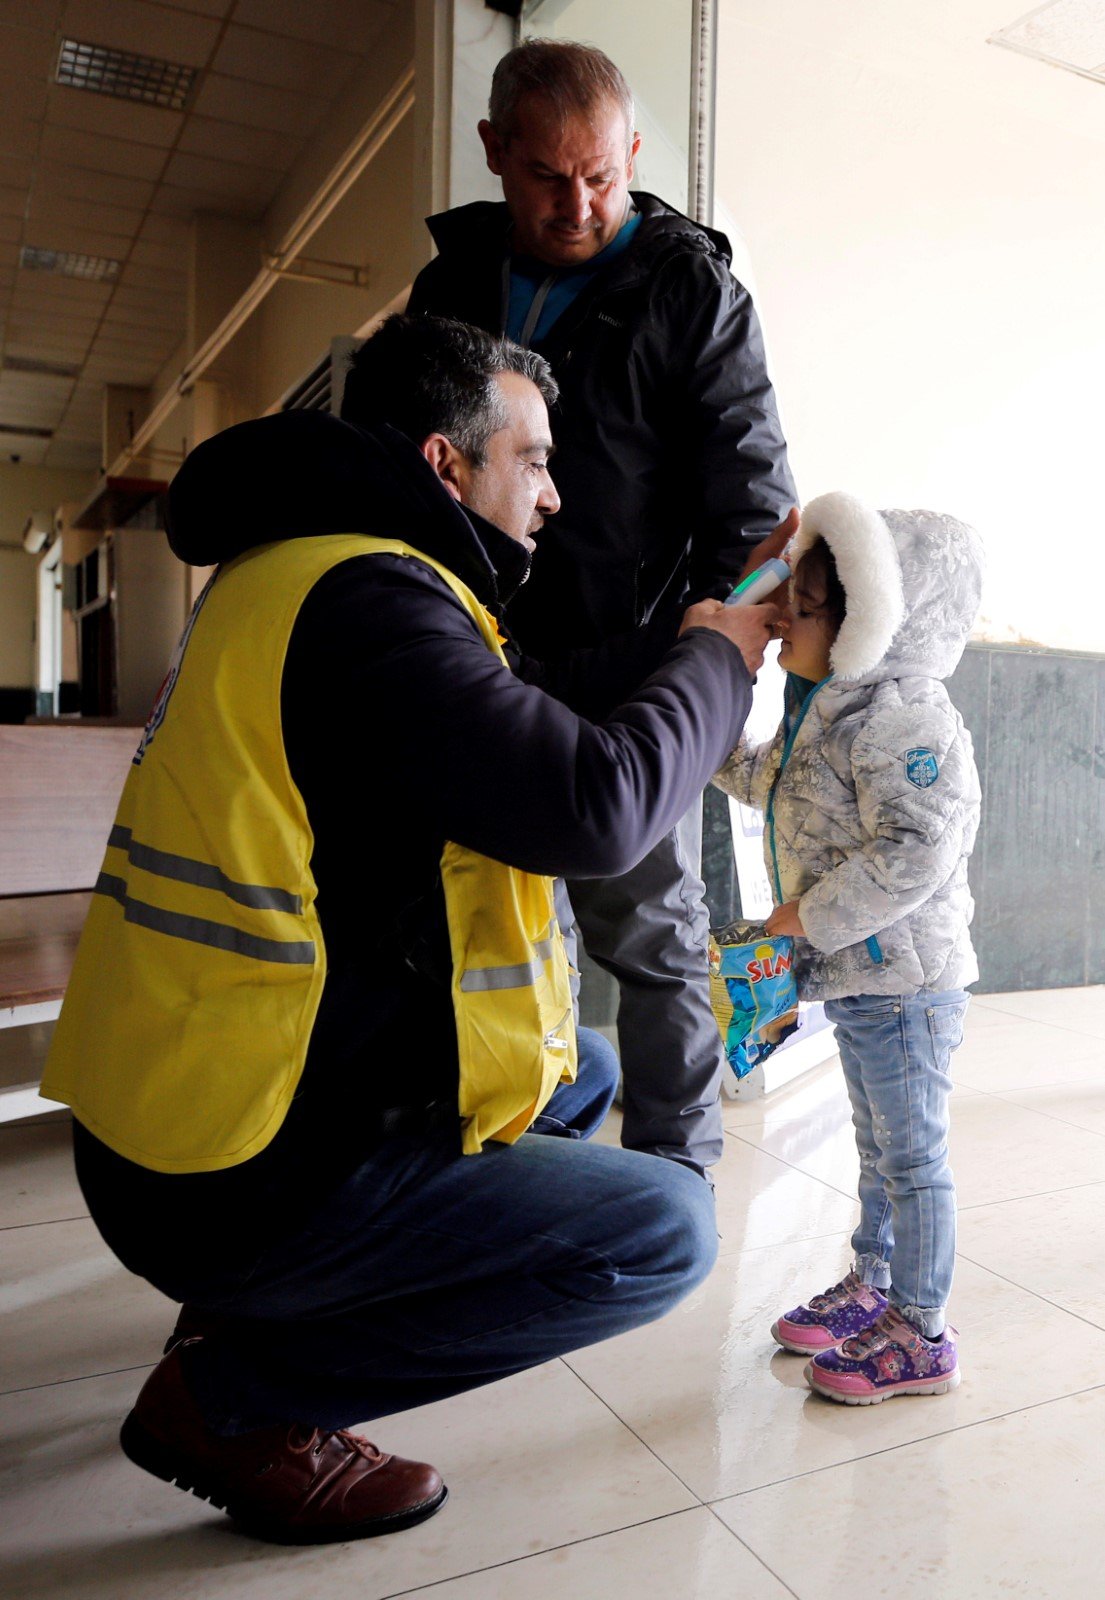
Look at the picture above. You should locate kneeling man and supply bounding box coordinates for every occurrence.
[43,315,778,1545]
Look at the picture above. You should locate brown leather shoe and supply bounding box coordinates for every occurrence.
[121,1341,448,1543]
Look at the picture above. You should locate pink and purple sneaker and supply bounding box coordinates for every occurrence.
[771,1271,888,1354]
[805,1307,960,1404]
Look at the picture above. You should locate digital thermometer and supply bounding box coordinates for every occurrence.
[724,557,791,607]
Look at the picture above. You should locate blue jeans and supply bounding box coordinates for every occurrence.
[825,990,968,1338]
[173,1027,718,1432]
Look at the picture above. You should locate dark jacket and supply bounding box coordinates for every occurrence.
[407,192,796,655]
[74,410,754,1279]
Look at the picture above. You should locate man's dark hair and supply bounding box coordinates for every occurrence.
[488,39,635,148]
[342,314,558,467]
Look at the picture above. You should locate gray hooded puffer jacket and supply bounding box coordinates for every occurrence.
[713,492,983,1001]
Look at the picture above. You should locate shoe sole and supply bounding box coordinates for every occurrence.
[770,1319,843,1355]
[803,1363,961,1405]
[120,1412,449,1543]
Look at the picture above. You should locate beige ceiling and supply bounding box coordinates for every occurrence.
[0,0,399,470]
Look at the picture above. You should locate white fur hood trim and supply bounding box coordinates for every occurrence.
[790,492,905,681]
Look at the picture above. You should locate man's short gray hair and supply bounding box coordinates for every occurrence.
[343,315,558,469]
[489,39,635,149]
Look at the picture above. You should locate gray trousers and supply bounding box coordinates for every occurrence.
[562,805,726,1174]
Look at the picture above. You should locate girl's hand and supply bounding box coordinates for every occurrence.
[766,901,805,937]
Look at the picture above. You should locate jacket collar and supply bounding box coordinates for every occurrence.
[425,191,733,287]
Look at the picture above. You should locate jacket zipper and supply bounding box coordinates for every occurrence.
[764,675,833,906]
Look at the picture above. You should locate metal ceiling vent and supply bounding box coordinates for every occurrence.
[990,1,1105,87]
[19,245,121,282]
[55,37,198,111]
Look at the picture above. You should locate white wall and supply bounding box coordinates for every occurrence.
[716,0,1105,652]
[0,548,36,688]
[0,462,95,686]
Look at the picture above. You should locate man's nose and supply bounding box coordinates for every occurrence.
[538,470,560,516]
[559,178,590,225]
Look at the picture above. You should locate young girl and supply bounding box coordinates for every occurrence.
[714,492,983,1404]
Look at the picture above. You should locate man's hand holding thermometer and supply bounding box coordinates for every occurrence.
[724,557,791,608]
[677,508,798,675]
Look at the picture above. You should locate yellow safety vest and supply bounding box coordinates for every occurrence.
[42,534,577,1173]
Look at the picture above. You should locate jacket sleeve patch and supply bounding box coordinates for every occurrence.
[905,748,940,789]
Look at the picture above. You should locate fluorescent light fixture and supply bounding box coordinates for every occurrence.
[55,36,198,111]
[20,245,121,282]
[4,357,81,379]
[0,422,55,439]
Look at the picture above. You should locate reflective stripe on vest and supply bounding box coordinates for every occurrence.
[459,922,557,991]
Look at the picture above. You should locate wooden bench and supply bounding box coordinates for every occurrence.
[0,724,139,1120]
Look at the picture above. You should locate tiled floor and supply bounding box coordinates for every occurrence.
[3,987,1104,1599]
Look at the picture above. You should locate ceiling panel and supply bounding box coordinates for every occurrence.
[57,0,225,68]
[25,195,146,239]
[212,24,361,97]
[0,119,41,161]
[19,221,133,257]
[146,179,270,222]
[151,0,236,16]
[0,1,408,467]
[0,64,50,124]
[10,278,114,311]
[3,441,50,465]
[0,374,72,406]
[8,301,104,332]
[5,337,93,364]
[46,444,100,468]
[126,236,189,272]
[110,283,187,314]
[0,154,34,190]
[0,3,57,30]
[0,404,65,431]
[0,24,57,80]
[39,126,169,181]
[192,71,329,136]
[119,262,187,293]
[102,303,182,333]
[232,0,394,54]
[177,114,302,171]
[35,160,155,212]
[90,323,173,351]
[132,212,189,245]
[162,145,283,199]
[46,84,184,148]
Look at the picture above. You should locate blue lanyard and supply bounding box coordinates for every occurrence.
[764,675,833,905]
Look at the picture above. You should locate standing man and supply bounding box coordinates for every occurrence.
[407,38,797,1176]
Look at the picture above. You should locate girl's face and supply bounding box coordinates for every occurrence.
[777,569,838,681]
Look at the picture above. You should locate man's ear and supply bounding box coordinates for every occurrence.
[421,433,467,503]
[627,129,642,183]
[478,118,504,176]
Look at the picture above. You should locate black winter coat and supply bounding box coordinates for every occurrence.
[407,192,796,656]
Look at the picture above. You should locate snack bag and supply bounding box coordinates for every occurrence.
[708,918,799,1079]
